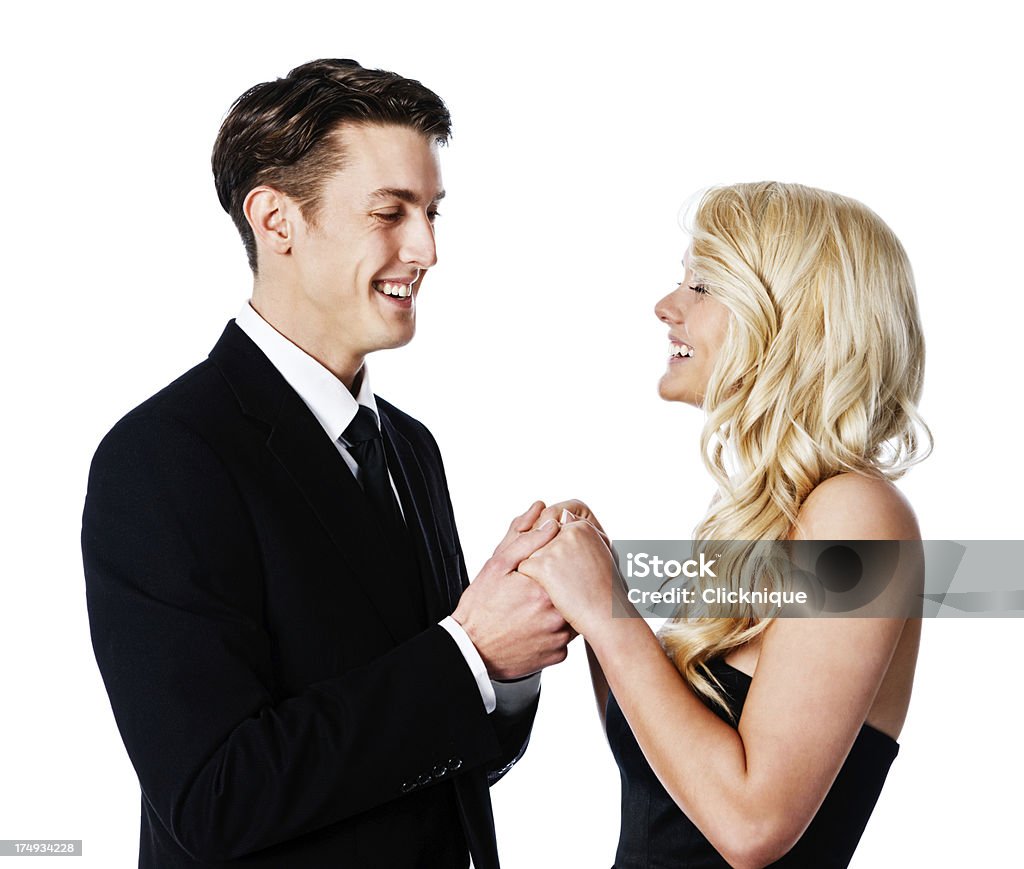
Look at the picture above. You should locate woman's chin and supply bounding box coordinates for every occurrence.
[659,388,694,406]
[658,372,695,405]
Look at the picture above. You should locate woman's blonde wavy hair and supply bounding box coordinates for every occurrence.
[658,181,930,715]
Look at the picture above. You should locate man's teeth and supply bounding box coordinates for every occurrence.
[374,281,412,298]
[670,342,694,358]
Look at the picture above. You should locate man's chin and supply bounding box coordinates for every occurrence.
[372,326,416,353]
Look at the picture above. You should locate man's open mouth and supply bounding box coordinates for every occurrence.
[373,280,413,299]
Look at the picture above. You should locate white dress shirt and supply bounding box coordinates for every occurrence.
[235,302,539,715]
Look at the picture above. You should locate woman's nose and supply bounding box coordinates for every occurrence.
[655,286,686,324]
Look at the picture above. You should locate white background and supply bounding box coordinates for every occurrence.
[2,1,1021,865]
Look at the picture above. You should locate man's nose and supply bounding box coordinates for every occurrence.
[400,213,438,268]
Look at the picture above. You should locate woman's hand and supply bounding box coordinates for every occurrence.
[532,499,610,544]
[518,516,621,638]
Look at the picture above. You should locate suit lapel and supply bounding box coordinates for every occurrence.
[380,411,453,622]
[210,322,423,644]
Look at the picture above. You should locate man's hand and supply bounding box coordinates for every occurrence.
[451,501,576,680]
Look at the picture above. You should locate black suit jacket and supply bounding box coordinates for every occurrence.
[82,322,535,867]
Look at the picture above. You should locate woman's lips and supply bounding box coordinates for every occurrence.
[669,340,694,359]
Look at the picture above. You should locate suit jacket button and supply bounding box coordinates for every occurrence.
[417,773,431,786]
[447,758,462,772]
[401,781,415,793]
[432,764,446,779]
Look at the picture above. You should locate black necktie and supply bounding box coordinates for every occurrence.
[341,406,428,627]
[341,406,406,537]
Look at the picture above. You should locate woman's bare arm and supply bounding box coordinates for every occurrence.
[521,477,920,869]
[585,640,611,733]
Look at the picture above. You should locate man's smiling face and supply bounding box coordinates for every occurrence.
[287,122,444,362]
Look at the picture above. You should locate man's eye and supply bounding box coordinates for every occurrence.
[427,209,441,222]
[374,211,402,223]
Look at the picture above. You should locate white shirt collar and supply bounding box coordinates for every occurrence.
[234,301,379,442]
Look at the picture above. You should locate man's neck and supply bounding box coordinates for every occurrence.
[248,292,364,394]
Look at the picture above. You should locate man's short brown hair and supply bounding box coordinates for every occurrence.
[212,59,452,272]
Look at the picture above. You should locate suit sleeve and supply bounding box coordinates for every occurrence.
[424,428,540,786]
[82,411,505,862]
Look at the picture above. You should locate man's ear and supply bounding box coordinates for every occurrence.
[243,185,296,259]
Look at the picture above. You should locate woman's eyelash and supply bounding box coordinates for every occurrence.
[678,281,708,295]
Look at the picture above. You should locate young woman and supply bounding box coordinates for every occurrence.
[520,182,929,868]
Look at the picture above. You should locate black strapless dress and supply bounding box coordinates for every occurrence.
[607,657,899,868]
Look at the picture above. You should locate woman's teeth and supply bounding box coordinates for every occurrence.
[670,341,694,358]
[373,281,412,298]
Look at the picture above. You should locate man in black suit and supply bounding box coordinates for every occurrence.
[82,59,573,868]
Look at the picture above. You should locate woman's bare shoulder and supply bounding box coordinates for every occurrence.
[795,473,920,540]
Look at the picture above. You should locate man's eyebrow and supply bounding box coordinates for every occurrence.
[366,187,446,205]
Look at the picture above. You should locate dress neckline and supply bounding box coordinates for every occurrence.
[715,659,900,747]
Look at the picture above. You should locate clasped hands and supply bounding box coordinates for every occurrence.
[519,499,621,636]
[452,500,621,681]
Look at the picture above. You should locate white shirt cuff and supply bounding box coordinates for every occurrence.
[440,616,497,714]
[491,672,542,716]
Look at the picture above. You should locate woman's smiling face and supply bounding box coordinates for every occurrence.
[654,248,731,406]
